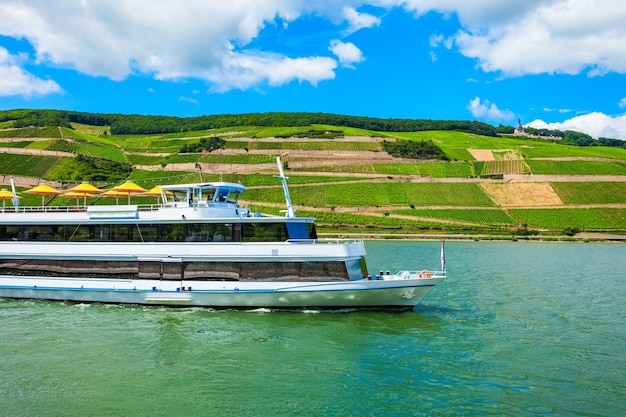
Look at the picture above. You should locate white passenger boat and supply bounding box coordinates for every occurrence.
[0,159,445,309]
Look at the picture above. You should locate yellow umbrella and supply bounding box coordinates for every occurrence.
[0,188,20,210]
[143,186,171,203]
[144,186,164,196]
[112,181,147,204]
[25,184,60,206]
[0,189,16,198]
[102,189,128,205]
[67,182,104,194]
[113,181,147,193]
[64,190,96,207]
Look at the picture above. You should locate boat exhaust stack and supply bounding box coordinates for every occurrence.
[275,157,295,218]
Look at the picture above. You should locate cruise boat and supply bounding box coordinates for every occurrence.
[0,159,446,309]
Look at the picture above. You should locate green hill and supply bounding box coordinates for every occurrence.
[0,110,624,240]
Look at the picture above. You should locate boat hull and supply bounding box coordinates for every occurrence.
[0,275,443,309]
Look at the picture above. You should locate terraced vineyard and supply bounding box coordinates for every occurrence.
[390,209,517,226]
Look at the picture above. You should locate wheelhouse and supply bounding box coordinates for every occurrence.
[160,182,246,206]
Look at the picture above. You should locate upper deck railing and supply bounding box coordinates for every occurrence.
[0,204,161,214]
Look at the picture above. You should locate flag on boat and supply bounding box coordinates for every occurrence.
[441,241,446,273]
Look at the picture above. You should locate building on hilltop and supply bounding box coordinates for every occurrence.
[511,118,560,140]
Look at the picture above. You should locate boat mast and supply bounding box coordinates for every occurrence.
[10,178,19,212]
[440,241,446,274]
[275,156,295,218]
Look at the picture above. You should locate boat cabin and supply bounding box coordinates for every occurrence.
[160,182,246,208]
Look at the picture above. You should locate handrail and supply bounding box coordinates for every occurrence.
[286,238,364,245]
[2,204,162,214]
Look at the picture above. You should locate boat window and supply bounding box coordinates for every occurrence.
[0,225,65,241]
[140,225,158,242]
[0,259,352,282]
[69,225,97,241]
[185,223,211,242]
[227,190,241,203]
[241,223,287,242]
[299,261,348,281]
[110,224,136,242]
[216,189,229,202]
[286,222,310,240]
[0,226,19,241]
[211,224,233,242]
[95,225,110,241]
[169,190,186,203]
[158,224,186,242]
[203,187,216,202]
[0,222,301,243]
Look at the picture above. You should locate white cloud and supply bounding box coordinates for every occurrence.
[342,6,380,34]
[429,34,443,48]
[0,0,336,92]
[1,0,624,97]
[542,107,573,114]
[208,49,337,92]
[527,112,626,140]
[398,0,626,77]
[467,97,514,121]
[619,97,626,108]
[329,40,364,68]
[178,96,199,106]
[390,0,542,26]
[0,46,61,97]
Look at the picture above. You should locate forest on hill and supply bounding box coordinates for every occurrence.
[2,108,624,148]
[111,113,500,137]
[1,108,499,136]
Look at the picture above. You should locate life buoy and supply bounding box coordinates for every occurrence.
[418,270,431,279]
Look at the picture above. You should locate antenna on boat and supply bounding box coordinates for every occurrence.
[440,241,446,274]
[10,178,19,212]
[275,156,295,218]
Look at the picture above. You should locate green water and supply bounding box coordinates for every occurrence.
[1,241,624,417]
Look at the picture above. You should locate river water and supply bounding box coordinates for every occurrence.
[1,241,624,416]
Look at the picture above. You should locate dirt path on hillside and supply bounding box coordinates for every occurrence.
[503,174,626,182]
[0,147,74,157]
[0,138,55,143]
[0,175,65,188]
[223,136,392,142]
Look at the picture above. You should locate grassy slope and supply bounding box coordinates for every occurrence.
[0,123,624,236]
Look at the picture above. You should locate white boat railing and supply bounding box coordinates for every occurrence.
[367,270,446,281]
[1,203,166,214]
[287,238,364,245]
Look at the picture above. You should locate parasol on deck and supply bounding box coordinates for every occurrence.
[24,184,61,207]
[143,186,171,204]
[0,188,20,210]
[67,182,104,194]
[102,189,128,205]
[65,183,103,207]
[112,181,147,204]
[63,191,96,207]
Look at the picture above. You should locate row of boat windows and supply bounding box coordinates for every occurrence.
[0,222,316,242]
[0,259,349,282]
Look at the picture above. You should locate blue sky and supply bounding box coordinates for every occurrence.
[1,1,625,139]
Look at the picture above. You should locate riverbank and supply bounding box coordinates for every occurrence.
[318,231,626,242]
